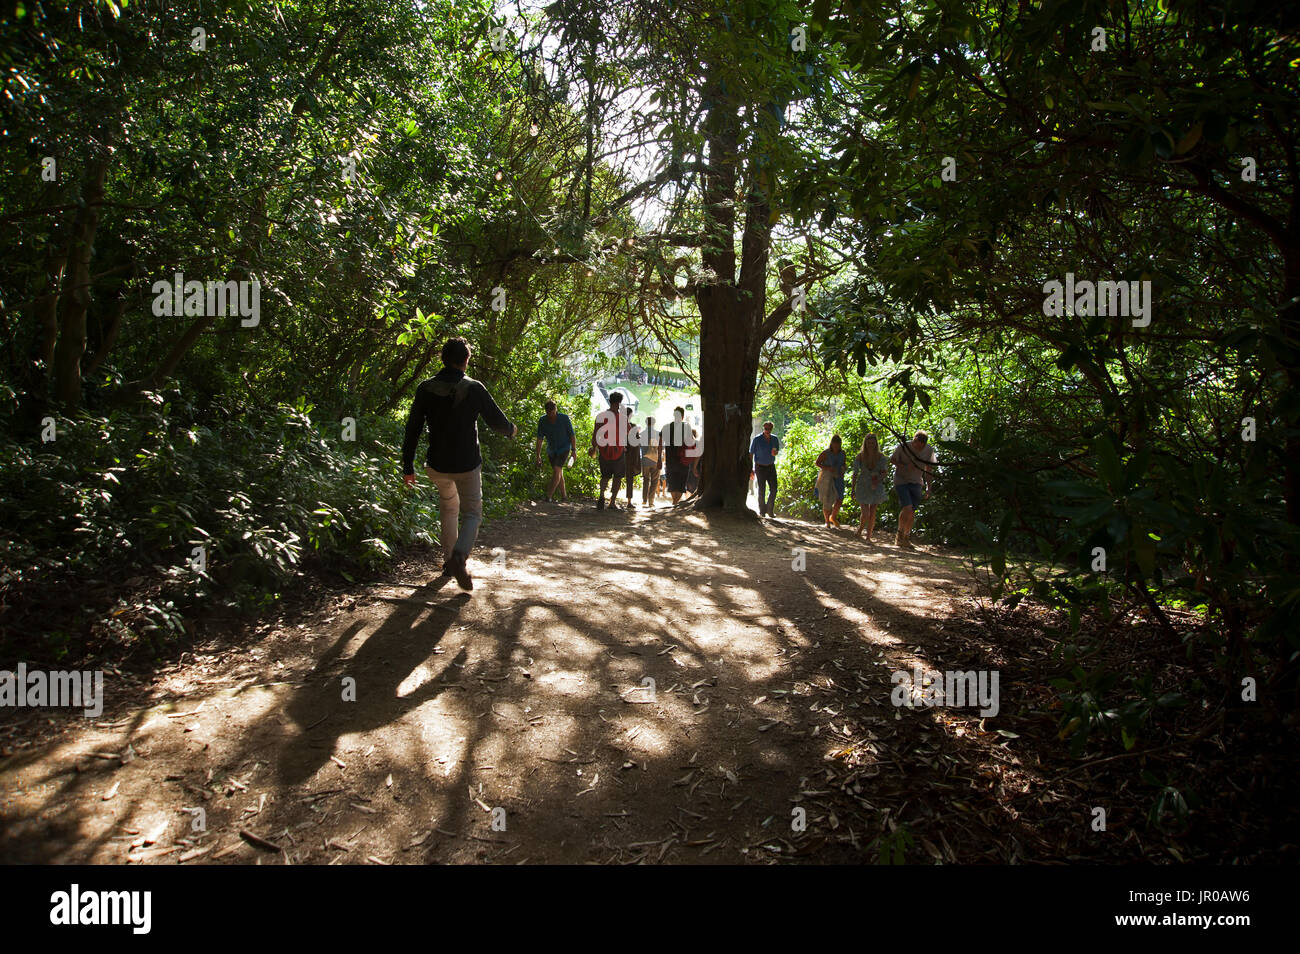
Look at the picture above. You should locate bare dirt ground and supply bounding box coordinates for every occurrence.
[2,498,1287,864]
[1,498,991,864]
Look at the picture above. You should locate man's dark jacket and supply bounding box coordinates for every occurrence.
[402,367,515,475]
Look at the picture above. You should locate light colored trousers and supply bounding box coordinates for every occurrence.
[641,460,659,503]
[425,466,483,560]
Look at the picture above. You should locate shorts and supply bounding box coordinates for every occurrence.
[665,460,689,493]
[548,450,568,468]
[896,482,924,510]
[599,455,624,480]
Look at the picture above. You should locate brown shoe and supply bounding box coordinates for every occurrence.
[450,551,473,591]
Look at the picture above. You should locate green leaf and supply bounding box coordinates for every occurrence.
[1175,122,1202,154]
[1094,435,1122,489]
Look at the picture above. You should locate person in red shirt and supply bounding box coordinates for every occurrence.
[589,391,629,510]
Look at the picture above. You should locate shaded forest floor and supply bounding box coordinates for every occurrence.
[1,498,1296,864]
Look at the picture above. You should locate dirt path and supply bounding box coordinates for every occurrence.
[1,500,1002,864]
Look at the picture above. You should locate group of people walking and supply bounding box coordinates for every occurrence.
[402,338,937,590]
[809,431,936,548]
[749,424,935,548]
[531,391,703,510]
[584,391,701,510]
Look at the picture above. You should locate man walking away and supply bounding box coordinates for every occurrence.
[534,400,576,501]
[402,337,517,590]
[684,429,701,498]
[889,430,937,549]
[589,390,628,510]
[640,416,661,507]
[659,407,694,505]
[624,416,642,508]
[749,421,780,517]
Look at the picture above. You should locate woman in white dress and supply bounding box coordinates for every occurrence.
[851,433,889,542]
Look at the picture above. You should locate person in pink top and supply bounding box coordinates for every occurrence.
[889,431,937,549]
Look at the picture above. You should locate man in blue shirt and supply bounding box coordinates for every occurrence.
[749,421,781,517]
[534,400,577,501]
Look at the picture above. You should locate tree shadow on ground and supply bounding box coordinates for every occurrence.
[1,502,1253,864]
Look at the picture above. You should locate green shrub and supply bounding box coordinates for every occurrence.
[0,390,446,655]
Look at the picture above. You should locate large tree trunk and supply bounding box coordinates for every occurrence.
[52,158,108,409]
[696,293,760,510]
[34,238,68,374]
[690,66,782,513]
